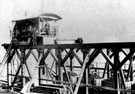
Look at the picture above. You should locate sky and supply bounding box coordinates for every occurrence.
[1,0,135,61]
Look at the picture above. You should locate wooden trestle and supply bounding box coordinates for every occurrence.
[2,42,135,94]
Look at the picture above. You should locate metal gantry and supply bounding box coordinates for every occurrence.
[1,42,135,94]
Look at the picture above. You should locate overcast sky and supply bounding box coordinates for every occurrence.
[1,0,135,61]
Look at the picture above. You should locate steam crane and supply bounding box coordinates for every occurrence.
[1,13,65,93]
[12,13,62,45]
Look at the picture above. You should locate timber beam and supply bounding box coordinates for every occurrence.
[3,42,135,49]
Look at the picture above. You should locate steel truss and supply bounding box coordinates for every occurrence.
[2,42,135,94]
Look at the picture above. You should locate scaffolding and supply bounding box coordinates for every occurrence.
[1,13,135,94]
[1,42,135,94]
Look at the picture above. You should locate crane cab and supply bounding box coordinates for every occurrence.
[12,13,62,45]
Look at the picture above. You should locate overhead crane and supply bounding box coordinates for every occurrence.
[1,13,135,94]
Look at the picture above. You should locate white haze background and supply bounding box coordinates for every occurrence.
[0,0,135,61]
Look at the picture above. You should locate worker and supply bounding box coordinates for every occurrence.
[41,22,50,35]
[27,25,32,32]
[31,25,38,45]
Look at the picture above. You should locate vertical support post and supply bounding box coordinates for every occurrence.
[20,48,26,87]
[7,56,9,90]
[107,49,110,78]
[113,49,120,94]
[130,63,133,81]
[70,53,74,84]
[83,50,89,94]
[70,53,74,72]
[38,49,43,85]
[130,49,133,81]
[85,69,89,94]
[54,40,58,81]
[6,46,13,90]
[57,48,63,83]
